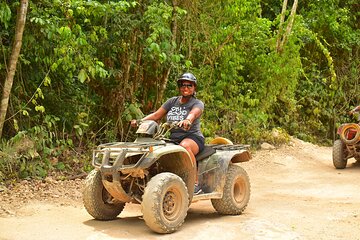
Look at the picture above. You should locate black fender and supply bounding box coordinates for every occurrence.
[197,149,251,194]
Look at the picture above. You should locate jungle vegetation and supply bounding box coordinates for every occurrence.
[0,0,359,180]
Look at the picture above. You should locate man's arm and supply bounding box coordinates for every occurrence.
[350,105,360,114]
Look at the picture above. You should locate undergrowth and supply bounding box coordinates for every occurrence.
[0,127,93,184]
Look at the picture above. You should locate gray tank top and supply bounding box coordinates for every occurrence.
[162,96,204,142]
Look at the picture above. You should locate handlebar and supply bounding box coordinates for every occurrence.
[152,121,180,140]
[130,120,191,140]
[131,120,190,130]
[349,106,360,115]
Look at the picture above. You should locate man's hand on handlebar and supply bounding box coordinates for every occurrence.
[130,119,141,128]
[349,105,360,115]
[177,119,192,131]
[131,119,192,131]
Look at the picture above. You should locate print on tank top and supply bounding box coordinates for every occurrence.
[167,106,188,122]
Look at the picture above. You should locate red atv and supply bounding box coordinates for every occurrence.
[332,106,360,169]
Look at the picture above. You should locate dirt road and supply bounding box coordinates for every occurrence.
[1,138,360,240]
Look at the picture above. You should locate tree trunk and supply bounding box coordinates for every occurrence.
[155,0,178,108]
[0,0,29,138]
[276,0,288,51]
[276,0,298,53]
[278,0,298,52]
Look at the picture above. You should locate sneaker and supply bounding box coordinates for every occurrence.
[194,183,203,195]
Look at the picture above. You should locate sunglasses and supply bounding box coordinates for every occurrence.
[178,83,194,88]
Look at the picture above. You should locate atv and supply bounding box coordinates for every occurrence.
[83,120,251,234]
[332,107,360,169]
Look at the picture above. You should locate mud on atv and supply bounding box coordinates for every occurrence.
[332,109,360,169]
[83,120,251,233]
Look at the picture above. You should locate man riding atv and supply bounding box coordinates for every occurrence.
[83,72,251,234]
[349,105,360,121]
[332,105,360,169]
[131,72,205,194]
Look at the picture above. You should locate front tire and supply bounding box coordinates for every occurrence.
[211,164,251,215]
[83,169,125,220]
[332,139,347,169]
[141,172,189,234]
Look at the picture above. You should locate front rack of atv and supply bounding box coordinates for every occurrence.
[92,142,166,169]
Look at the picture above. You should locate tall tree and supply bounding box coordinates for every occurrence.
[276,0,298,53]
[0,0,28,138]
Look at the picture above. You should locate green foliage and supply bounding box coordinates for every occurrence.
[0,2,11,29]
[0,113,93,182]
[180,1,303,144]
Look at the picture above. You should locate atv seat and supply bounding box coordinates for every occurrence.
[195,146,216,162]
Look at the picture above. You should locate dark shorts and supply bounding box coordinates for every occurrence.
[173,134,205,153]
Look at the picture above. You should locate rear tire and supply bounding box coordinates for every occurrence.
[83,169,125,220]
[141,172,189,234]
[332,140,347,169]
[211,164,250,215]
